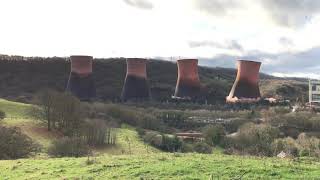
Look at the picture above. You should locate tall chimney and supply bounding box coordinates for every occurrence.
[121,58,150,101]
[66,55,96,101]
[226,60,261,103]
[174,59,201,99]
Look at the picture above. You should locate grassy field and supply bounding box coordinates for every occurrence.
[0,153,320,179]
[1,98,320,179]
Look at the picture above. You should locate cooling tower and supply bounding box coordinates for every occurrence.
[121,58,150,101]
[66,55,96,101]
[226,60,261,103]
[173,59,201,99]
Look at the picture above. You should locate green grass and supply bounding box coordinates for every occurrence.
[0,98,58,149]
[0,154,320,179]
[93,126,159,155]
[1,98,320,179]
[0,98,32,118]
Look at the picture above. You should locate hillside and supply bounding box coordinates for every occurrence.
[0,55,308,103]
[1,96,320,179]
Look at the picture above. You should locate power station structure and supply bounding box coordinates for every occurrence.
[173,59,201,100]
[227,60,261,103]
[121,58,150,101]
[66,55,96,101]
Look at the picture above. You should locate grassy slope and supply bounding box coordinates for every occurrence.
[0,98,158,154]
[0,99,60,149]
[0,154,320,179]
[1,99,320,179]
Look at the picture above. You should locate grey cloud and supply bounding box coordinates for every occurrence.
[194,0,320,28]
[259,0,320,28]
[189,40,243,51]
[197,46,320,76]
[195,0,239,16]
[123,0,153,10]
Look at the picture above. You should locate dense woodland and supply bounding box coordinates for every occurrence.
[0,55,308,104]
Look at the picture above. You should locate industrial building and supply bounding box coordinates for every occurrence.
[309,80,320,104]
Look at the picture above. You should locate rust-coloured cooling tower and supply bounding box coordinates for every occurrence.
[66,55,96,101]
[226,60,261,103]
[121,58,150,101]
[174,59,201,99]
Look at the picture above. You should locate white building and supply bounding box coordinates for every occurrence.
[309,80,320,103]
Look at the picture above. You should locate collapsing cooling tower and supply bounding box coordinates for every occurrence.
[66,55,96,101]
[121,58,150,101]
[173,59,201,99]
[226,60,261,103]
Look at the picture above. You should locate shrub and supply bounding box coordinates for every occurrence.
[158,111,187,129]
[296,133,320,157]
[193,142,212,154]
[142,132,182,152]
[0,110,6,120]
[268,112,315,135]
[203,124,225,146]
[48,137,90,157]
[138,114,164,131]
[181,142,194,153]
[226,123,279,156]
[104,104,139,126]
[272,137,299,157]
[0,126,40,159]
[81,119,116,146]
[224,118,252,133]
[143,131,163,147]
[160,135,183,152]
[32,90,83,135]
[136,127,146,136]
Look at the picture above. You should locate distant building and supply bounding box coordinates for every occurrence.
[309,80,320,103]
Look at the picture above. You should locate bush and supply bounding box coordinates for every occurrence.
[0,110,6,120]
[88,103,165,132]
[0,126,40,159]
[48,137,90,157]
[226,123,279,156]
[81,119,116,146]
[272,137,299,157]
[181,143,194,153]
[142,131,163,147]
[268,112,315,134]
[224,118,253,133]
[203,124,225,146]
[193,142,212,154]
[142,132,182,152]
[32,90,83,135]
[138,114,164,131]
[270,134,320,158]
[296,133,320,157]
[136,127,146,136]
[160,135,183,152]
[157,111,187,129]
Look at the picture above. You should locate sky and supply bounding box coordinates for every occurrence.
[0,0,320,78]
